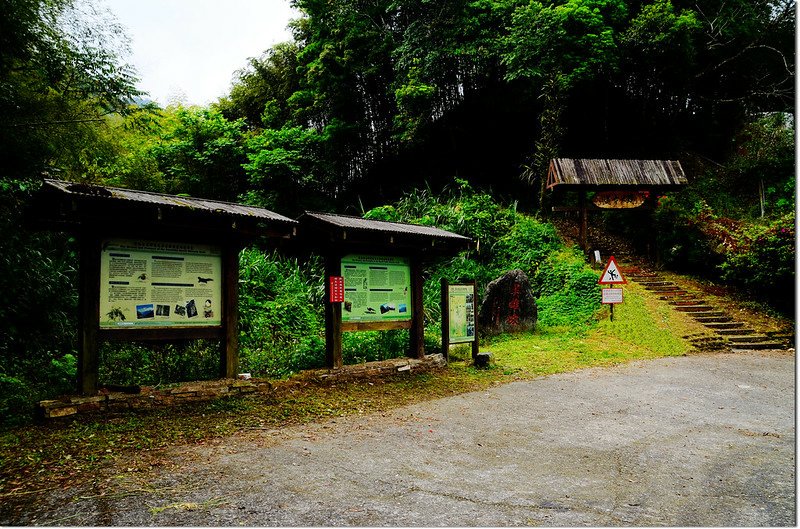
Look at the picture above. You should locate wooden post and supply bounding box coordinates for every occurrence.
[409,257,425,359]
[470,281,479,362]
[440,278,449,361]
[324,255,343,368]
[77,233,100,396]
[221,244,240,378]
[579,190,588,252]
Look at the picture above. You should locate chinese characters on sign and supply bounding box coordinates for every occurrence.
[329,276,345,303]
[506,282,521,327]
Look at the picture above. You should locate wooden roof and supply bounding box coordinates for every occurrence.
[29,179,297,240]
[547,159,688,189]
[297,212,473,255]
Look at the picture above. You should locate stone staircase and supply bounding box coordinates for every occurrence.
[623,267,793,352]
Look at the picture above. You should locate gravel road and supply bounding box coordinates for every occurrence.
[8,350,795,526]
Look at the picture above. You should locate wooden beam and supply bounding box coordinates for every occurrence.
[99,327,224,341]
[341,320,412,332]
[470,281,480,362]
[579,191,588,252]
[324,255,343,368]
[77,232,101,396]
[440,278,450,361]
[221,244,240,378]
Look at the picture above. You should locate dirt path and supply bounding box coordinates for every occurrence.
[6,350,794,526]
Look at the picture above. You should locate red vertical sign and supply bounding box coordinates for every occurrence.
[329,276,344,303]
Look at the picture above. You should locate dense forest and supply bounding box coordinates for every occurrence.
[0,0,794,422]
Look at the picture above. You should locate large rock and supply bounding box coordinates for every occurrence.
[478,269,537,334]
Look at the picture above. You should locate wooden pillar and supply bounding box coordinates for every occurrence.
[221,244,240,378]
[440,278,449,362]
[77,232,101,396]
[579,191,588,252]
[409,257,425,359]
[470,281,480,362]
[324,255,343,368]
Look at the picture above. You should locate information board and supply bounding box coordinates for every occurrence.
[341,254,411,322]
[448,284,476,343]
[99,239,223,328]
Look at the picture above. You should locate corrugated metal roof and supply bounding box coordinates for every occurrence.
[547,159,688,188]
[43,179,297,225]
[302,211,471,242]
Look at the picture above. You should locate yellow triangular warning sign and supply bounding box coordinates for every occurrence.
[598,256,627,285]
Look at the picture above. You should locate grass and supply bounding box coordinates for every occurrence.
[0,280,713,501]
[486,280,694,377]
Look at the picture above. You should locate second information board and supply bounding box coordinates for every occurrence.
[341,254,411,322]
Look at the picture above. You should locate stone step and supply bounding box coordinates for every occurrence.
[727,335,771,343]
[647,285,681,292]
[731,343,787,351]
[703,322,744,330]
[639,281,672,287]
[657,291,691,298]
[675,305,717,312]
[715,328,757,336]
[694,315,732,323]
[669,300,707,306]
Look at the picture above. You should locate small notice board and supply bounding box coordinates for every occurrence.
[601,288,623,304]
[440,279,479,361]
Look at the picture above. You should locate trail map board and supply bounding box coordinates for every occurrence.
[447,284,476,343]
[341,254,412,322]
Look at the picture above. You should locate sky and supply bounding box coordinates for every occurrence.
[102,0,299,107]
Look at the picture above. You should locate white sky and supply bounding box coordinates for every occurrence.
[102,0,299,107]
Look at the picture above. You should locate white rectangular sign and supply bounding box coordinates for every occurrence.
[601,287,624,304]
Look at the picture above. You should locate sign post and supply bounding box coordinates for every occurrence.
[598,256,627,322]
[440,279,479,362]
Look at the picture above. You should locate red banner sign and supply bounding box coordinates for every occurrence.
[329,276,344,303]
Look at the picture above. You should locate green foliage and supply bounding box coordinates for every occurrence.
[0,177,79,425]
[242,125,331,214]
[0,0,143,180]
[718,213,795,311]
[99,341,218,387]
[149,107,249,201]
[365,180,601,339]
[237,248,325,378]
[503,0,627,87]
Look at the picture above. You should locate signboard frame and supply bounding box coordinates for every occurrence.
[340,254,412,325]
[99,238,224,330]
[440,279,479,362]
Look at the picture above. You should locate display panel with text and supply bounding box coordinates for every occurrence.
[341,254,411,322]
[99,239,223,328]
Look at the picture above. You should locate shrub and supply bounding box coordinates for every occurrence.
[719,213,795,313]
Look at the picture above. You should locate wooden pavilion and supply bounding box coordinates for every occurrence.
[546,158,688,250]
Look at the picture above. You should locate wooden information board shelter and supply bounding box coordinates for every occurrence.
[29,179,298,395]
[296,212,473,368]
[546,158,688,250]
